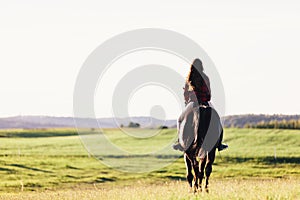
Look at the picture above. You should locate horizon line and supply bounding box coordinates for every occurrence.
[1,113,300,120]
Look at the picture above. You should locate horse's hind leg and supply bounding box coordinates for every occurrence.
[198,157,206,192]
[184,154,193,189]
[191,157,200,192]
[205,149,216,192]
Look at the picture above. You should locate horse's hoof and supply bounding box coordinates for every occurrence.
[193,186,198,193]
[205,187,209,193]
[198,187,202,193]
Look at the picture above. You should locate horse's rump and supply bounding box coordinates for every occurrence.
[182,105,222,157]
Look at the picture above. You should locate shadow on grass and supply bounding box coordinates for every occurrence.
[8,164,53,173]
[101,155,182,159]
[165,175,186,181]
[0,130,94,138]
[0,167,16,173]
[222,156,300,165]
[2,131,78,138]
[65,165,80,170]
[95,177,116,183]
[101,154,299,165]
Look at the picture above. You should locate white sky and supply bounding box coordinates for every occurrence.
[1,0,300,118]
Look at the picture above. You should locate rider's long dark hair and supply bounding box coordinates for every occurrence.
[186,58,205,91]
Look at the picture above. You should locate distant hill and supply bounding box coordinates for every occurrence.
[223,114,300,128]
[0,114,299,129]
[0,116,176,129]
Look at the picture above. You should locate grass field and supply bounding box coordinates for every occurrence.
[0,128,299,199]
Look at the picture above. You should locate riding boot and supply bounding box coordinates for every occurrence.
[172,141,184,151]
[217,130,228,151]
[218,143,228,151]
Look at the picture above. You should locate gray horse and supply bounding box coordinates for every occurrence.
[179,105,223,192]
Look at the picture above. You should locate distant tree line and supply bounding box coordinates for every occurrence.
[244,119,300,130]
[127,122,140,128]
[223,114,300,129]
[158,125,168,129]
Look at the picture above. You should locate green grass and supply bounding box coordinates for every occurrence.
[0,129,79,138]
[1,179,299,200]
[0,128,299,199]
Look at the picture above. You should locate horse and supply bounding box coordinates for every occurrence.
[179,105,223,193]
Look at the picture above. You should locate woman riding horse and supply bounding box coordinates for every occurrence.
[173,58,228,152]
[173,58,228,192]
